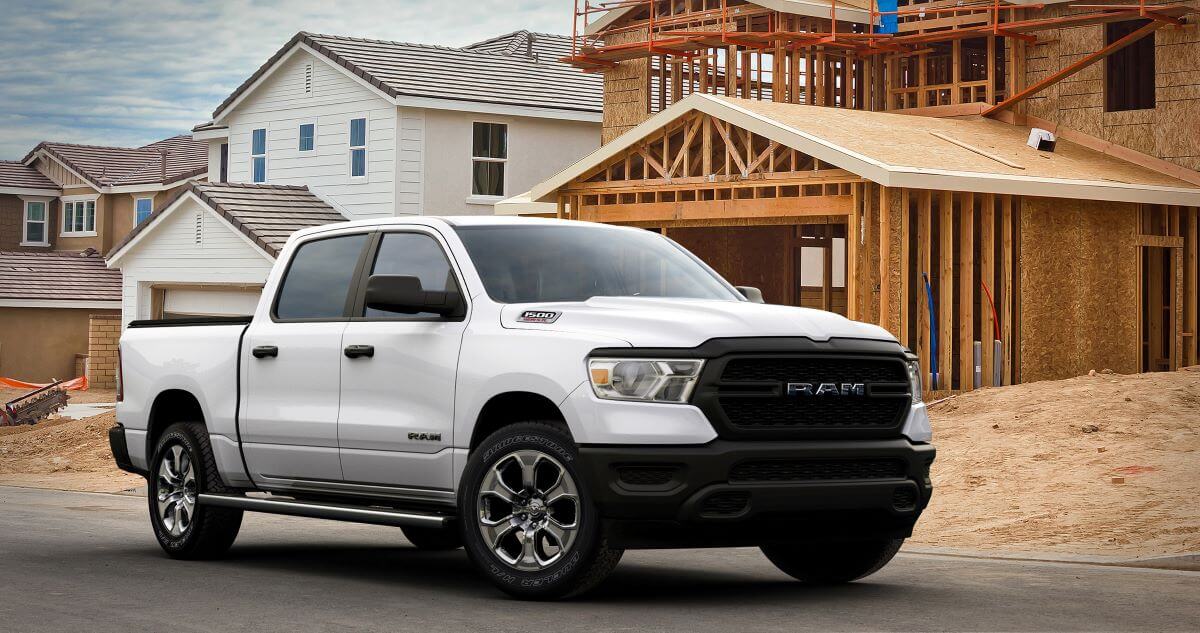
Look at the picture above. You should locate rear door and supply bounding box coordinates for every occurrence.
[337,229,468,496]
[240,232,371,485]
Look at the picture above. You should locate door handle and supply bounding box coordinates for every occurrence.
[344,344,375,359]
[251,345,278,359]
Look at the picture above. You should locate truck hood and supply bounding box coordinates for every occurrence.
[499,297,897,348]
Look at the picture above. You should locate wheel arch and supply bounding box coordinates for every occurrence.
[468,391,569,453]
[145,389,206,457]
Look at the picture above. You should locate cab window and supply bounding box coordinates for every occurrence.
[274,233,368,320]
[364,232,460,319]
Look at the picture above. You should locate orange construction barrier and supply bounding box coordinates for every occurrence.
[0,376,89,391]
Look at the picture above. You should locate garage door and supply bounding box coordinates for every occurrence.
[161,287,262,319]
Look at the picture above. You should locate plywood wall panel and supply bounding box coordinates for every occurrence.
[1018,197,1139,381]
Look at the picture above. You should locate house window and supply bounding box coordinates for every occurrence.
[1105,20,1155,112]
[251,128,267,183]
[471,122,507,197]
[349,117,367,178]
[62,199,97,235]
[299,123,315,152]
[135,197,153,224]
[22,200,48,246]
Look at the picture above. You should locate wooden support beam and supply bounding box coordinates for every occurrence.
[879,186,893,334]
[710,117,749,175]
[667,116,702,178]
[1001,195,1014,385]
[745,141,780,175]
[901,189,912,346]
[979,193,995,386]
[959,193,975,391]
[985,20,1166,117]
[848,184,861,320]
[1188,207,1199,366]
[556,195,566,220]
[823,224,834,313]
[939,190,954,390]
[918,190,932,384]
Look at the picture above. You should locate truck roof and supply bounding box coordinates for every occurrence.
[291,214,636,242]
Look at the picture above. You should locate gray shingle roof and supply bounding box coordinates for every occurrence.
[0,161,58,191]
[462,30,576,61]
[213,31,602,119]
[109,182,347,260]
[21,135,207,189]
[0,250,121,302]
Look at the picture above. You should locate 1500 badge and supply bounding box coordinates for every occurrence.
[517,310,561,324]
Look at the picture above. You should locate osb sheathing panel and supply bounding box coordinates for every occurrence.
[1018,197,1139,381]
[669,225,793,304]
[602,28,650,144]
[1023,8,1200,172]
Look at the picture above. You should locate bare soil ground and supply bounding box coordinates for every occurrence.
[1,375,1196,556]
[910,367,1200,558]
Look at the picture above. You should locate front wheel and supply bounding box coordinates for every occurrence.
[148,422,243,559]
[761,538,904,584]
[459,421,622,600]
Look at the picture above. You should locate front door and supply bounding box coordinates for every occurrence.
[337,230,467,495]
[240,232,371,485]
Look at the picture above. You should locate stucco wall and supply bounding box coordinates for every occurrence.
[0,307,118,383]
[421,108,599,216]
[0,193,60,252]
[1018,197,1140,382]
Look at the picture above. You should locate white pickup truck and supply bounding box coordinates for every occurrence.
[111,216,934,599]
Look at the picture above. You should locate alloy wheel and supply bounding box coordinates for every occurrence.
[476,449,580,571]
[156,444,197,537]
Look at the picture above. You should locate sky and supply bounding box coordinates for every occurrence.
[0,0,572,160]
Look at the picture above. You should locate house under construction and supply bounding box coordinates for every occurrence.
[521,0,1200,390]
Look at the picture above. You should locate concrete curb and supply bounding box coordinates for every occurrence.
[903,545,1200,572]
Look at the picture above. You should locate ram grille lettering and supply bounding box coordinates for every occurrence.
[785,382,866,397]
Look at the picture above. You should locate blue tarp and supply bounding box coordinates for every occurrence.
[877,0,898,34]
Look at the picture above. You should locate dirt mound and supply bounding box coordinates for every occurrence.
[910,367,1200,557]
[0,411,142,493]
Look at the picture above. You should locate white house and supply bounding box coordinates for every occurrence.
[191,30,602,218]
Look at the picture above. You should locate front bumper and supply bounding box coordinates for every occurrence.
[108,424,147,477]
[576,438,934,549]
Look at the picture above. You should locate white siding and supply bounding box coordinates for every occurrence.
[396,108,424,215]
[116,198,274,326]
[219,50,396,220]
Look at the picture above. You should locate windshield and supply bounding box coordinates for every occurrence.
[453,224,741,304]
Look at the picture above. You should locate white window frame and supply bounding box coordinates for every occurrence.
[468,120,508,204]
[298,120,317,153]
[60,195,99,237]
[134,195,154,225]
[19,196,51,247]
[250,127,268,183]
[348,115,368,182]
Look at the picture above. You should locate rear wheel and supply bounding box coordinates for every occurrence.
[761,538,904,584]
[402,525,462,551]
[459,422,622,600]
[148,422,243,559]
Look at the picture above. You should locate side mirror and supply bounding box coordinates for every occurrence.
[736,286,765,304]
[365,274,461,316]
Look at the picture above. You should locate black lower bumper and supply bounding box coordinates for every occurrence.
[108,424,146,477]
[576,439,934,549]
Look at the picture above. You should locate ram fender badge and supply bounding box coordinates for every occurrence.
[517,310,561,324]
[408,432,442,441]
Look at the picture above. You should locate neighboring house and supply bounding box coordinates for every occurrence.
[105,182,345,326]
[0,135,207,384]
[190,30,601,219]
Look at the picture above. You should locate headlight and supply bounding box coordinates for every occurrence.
[906,359,924,403]
[588,358,704,403]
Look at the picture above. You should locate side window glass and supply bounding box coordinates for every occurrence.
[365,232,459,319]
[275,234,368,320]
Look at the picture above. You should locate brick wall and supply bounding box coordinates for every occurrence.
[87,314,121,389]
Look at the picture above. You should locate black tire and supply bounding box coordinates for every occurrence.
[761,538,904,584]
[148,422,243,559]
[459,421,623,600]
[402,525,463,551]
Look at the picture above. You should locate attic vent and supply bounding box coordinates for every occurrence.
[304,63,313,95]
[194,209,203,245]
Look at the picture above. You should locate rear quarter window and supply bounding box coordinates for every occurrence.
[274,233,369,320]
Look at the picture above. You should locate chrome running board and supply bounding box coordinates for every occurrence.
[197,493,450,528]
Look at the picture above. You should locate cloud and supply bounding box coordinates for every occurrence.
[0,0,570,158]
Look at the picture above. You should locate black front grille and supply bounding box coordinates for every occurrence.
[696,354,911,439]
[729,459,907,483]
[700,491,750,516]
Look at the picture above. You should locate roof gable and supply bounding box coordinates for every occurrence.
[107,182,348,266]
[533,94,1200,207]
[212,31,602,122]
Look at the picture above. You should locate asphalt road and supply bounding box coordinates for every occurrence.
[1,486,1197,633]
